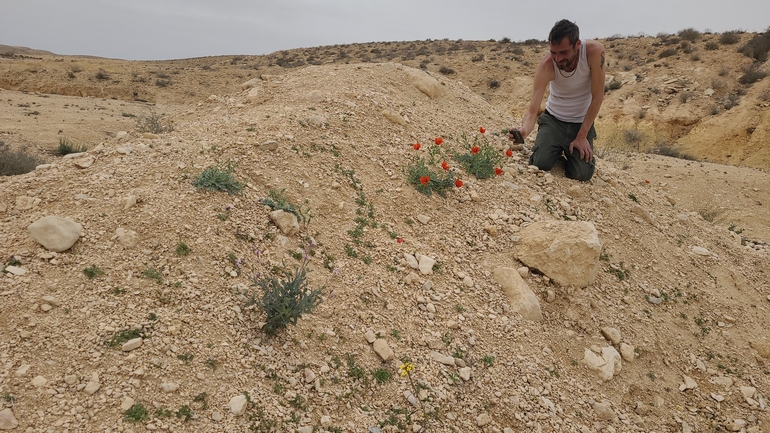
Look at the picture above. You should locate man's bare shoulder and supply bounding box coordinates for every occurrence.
[535,53,555,79]
[585,40,605,57]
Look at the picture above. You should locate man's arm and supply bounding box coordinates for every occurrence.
[517,55,554,139]
[569,40,606,161]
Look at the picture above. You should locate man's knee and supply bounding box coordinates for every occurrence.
[566,162,595,181]
[529,147,558,171]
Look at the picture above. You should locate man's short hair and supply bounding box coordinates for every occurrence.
[549,19,580,46]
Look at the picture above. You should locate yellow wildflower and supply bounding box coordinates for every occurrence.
[399,362,414,377]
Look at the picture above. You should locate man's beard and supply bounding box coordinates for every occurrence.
[557,54,578,72]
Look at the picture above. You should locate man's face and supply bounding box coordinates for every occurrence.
[549,37,580,71]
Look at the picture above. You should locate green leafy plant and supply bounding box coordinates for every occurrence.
[453,133,502,179]
[83,265,104,279]
[406,156,457,197]
[482,355,495,367]
[192,161,244,194]
[177,353,194,364]
[57,137,87,155]
[246,255,323,336]
[176,405,194,422]
[259,188,311,223]
[175,241,190,256]
[371,368,392,383]
[108,328,143,347]
[143,266,163,284]
[124,403,148,423]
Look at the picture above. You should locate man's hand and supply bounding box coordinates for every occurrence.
[569,136,593,162]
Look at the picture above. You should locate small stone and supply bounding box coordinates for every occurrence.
[84,373,101,395]
[647,296,663,304]
[116,228,139,248]
[229,395,248,416]
[122,338,143,352]
[463,276,474,287]
[691,246,710,256]
[476,413,492,427]
[601,327,622,345]
[41,296,60,307]
[211,411,223,421]
[726,419,747,432]
[740,386,756,399]
[121,397,136,411]
[620,343,635,362]
[260,140,279,151]
[64,375,78,385]
[416,214,431,224]
[121,195,137,209]
[3,266,26,276]
[31,375,48,388]
[373,339,394,361]
[74,157,95,169]
[320,415,332,427]
[711,393,725,402]
[303,368,316,384]
[15,364,31,377]
[0,408,19,430]
[517,267,529,278]
[161,382,179,392]
[593,401,615,420]
[711,376,733,388]
[458,367,472,381]
[297,427,313,433]
[364,330,377,344]
[546,290,555,303]
[418,255,436,275]
[404,254,419,269]
[680,375,697,391]
[431,351,455,366]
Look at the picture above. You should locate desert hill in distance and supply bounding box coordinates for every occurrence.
[0,28,769,433]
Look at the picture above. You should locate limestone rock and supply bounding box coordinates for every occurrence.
[120,195,137,209]
[16,196,40,210]
[229,394,248,416]
[593,401,615,420]
[459,367,472,381]
[583,347,622,381]
[373,339,394,361]
[431,351,455,366]
[0,408,19,430]
[74,156,95,169]
[692,246,711,256]
[407,69,442,99]
[307,115,327,127]
[476,413,492,427]
[269,210,300,236]
[116,228,139,248]
[620,343,635,362]
[492,267,542,321]
[84,372,100,395]
[418,255,436,275]
[260,140,279,151]
[515,221,602,287]
[631,204,654,224]
[680,375,697,391]
[601,327,622,345]
[121,337,143,352]
[306,90,325,103]
[750,340,770,358]
[27,216,83,252]
[121,397,136,411]
[381,109,406,126]
[31,375,48,388]
[241,78,260,90]
[161,382,179,392]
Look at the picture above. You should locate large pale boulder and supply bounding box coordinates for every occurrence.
[492,267,543,321]
[583,346,622,381]
[27,216,83,252]
[516,221,602,287]
[406,69,442,99]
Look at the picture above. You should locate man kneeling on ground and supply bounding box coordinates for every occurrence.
[510,19,606,181]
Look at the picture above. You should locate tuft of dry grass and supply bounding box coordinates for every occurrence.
[0,143,44,176]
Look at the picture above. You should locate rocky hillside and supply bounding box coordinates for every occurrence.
[1,54,769,433]
[1,29,769,168]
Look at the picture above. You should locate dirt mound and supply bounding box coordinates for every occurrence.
[1,60,768,432]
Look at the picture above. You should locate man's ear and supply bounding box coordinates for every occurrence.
[575,40,582,51]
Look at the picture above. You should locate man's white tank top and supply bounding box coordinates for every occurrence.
[545,40,592,123]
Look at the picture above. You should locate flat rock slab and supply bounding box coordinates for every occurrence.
[515,220,602,287]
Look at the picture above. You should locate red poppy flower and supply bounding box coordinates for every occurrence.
[419,176,430,185]
[471,146,480,154]
[506,149,513,157]
[435,137,443,145]
[455,179,463,188]
[397,238,404,243]
[495,167,503,176]
[413,143,421,150]
[479,127,486,134]
[441,161,449,170]
[645,179,650,183]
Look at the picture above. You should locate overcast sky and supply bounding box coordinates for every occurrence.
[1,0,768,60]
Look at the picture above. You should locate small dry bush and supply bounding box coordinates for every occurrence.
[488,79,500,89]
[738,68,768,85]
[704,41,719,51]
[659,48,678,58]
[94,69,110,80]
[652,143,696,160]
[679,91,696,103]
[0,143,44,176]
[678,28,701,42]
[623,129,644,149]
[719,31,741,45]
[438,66,455,75]
[136,110,173,134]
[740,29,770,62]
